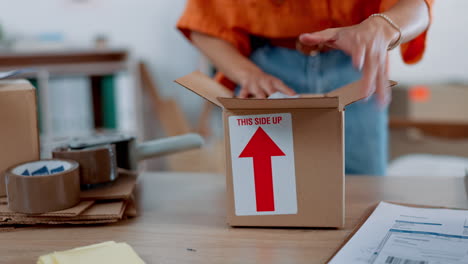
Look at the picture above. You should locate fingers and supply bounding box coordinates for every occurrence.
[361,46,379,100]
[376,58,391,107]
[238,82,266,99]
[299,28,338,47]
[272,79,296,96]
[238,76,295,99]
[238,86,249,99]
[258,78,276,96]
[299,24,391,108]
[352,46,365,71]
[249,82,267,99]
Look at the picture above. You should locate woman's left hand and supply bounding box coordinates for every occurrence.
[299,17,399,106]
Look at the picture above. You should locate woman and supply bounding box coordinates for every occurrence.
[177,0,432,175]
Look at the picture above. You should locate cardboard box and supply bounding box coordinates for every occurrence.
[0,80,40,196]
[390,84,468,122]
[176,72,392,228]
[389,84,468,159]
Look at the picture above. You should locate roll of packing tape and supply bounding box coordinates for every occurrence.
[52,145,118,186]
[5,159,80,214]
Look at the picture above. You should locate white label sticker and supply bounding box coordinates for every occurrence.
[228,113,297,216]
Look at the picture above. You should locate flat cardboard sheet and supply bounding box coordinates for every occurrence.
[80,171,137,201]
[123,195,137,218]
[76,201,127,220]
[0,201,127,226]
[0,170,137,226]
[0,201,94,217]
[0,218,121,226]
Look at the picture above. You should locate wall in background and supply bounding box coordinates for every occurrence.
[389,0,468,84]
[0,0,203,135]
[0,0,464,126]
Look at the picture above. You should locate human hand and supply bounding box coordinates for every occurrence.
[238,69,296,99]
[299,16,400,106]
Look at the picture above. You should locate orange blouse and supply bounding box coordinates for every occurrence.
[177,0,433,87]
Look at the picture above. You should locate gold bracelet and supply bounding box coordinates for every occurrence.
[369,13,402,51]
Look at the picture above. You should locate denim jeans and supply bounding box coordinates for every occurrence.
[249,45,388,175]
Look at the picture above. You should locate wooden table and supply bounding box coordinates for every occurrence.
[0,172,467,264]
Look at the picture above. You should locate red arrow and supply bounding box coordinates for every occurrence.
[239,127,285,212]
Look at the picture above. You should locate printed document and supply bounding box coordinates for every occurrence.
[329,202,468,264]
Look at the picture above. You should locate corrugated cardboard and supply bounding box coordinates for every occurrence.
[0,200,128,226]
[0,80,40,196]
[389,84,468,158]
[390,84,468,122]
[0,169,137,227]
[0,201,94,217]
[0,202,127,226]
[80,169,137,201]
[176,72,395,228]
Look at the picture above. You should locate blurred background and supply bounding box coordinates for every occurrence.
[0,0,467,176]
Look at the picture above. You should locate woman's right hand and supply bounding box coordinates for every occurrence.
[238,69,296,99]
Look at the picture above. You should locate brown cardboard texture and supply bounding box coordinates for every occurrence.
[0,200,127,226]
[80,169,137,201]
[0,80,40,196]
[176,72,394,228]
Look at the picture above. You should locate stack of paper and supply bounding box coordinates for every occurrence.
[37,241,145,264]
[329,202,468,264]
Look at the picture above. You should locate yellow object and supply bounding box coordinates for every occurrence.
[37,241,145,264]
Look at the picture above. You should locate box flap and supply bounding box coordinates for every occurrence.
[218,97,339,110]
[175,71,233,108]
[175,72,396,110]
[323,80,398,110]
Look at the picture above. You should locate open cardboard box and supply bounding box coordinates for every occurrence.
[176,71,395,228]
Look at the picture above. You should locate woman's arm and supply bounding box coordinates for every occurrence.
[381,0,430,43]
[299,0,430,106]
[191,31,296,98]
